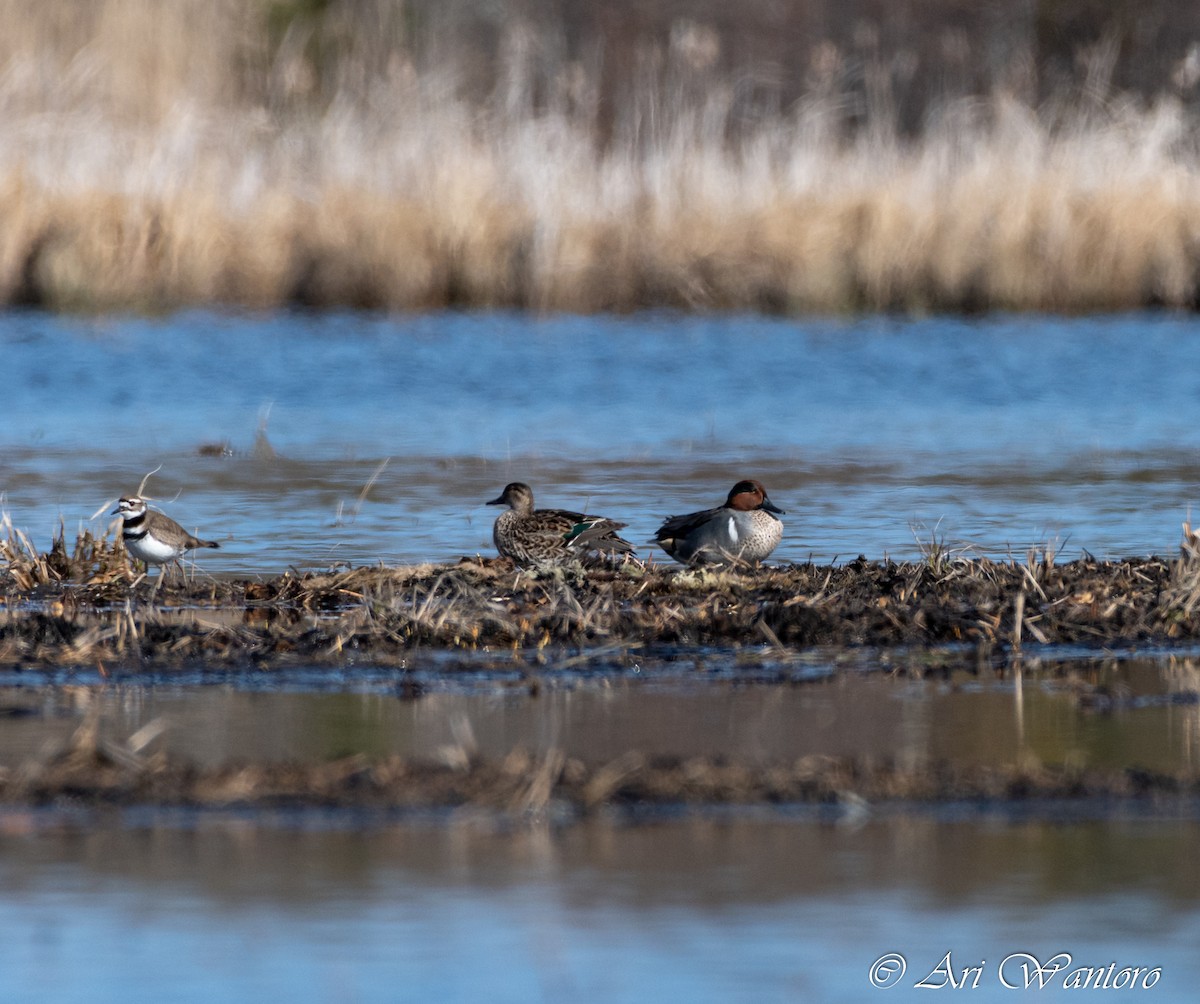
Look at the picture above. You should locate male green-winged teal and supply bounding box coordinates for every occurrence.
[487,482,635,567]
[653,479,784,567]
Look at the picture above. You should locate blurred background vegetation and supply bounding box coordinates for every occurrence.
[3,0,1200,313]
[10,0,1200,133]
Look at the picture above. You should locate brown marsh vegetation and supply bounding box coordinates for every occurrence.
[5,1,1200,313]
[8,517,1200,668]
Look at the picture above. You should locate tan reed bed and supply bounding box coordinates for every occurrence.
[6,95,1200,314]
[2,3,1200,313]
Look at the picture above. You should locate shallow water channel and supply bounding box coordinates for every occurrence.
[6,309,1200,998]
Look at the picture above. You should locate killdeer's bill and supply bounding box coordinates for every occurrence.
[112,495,219,575]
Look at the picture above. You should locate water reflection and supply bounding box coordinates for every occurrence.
[0,815,1198,1001]
[1,654,1198,775]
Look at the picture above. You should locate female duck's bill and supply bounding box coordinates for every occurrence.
[653,479,784,567]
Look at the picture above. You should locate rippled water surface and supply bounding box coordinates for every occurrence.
[5,309,1200,570]
[3,813,1199,1002]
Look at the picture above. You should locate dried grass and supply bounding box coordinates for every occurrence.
[1,3,1200,313]
[6,549,1200,669]
[0,513,127,591]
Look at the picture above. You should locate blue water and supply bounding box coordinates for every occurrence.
[8,309,1196,460]
[4,309,1200,569]
[2,814,1198,1003]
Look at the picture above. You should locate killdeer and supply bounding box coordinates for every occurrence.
[112,495,219,579]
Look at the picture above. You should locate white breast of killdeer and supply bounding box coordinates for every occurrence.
[112,496,219,566]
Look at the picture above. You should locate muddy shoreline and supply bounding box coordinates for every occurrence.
[4,555,1200,670]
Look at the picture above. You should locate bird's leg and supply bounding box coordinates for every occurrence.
[148,565,164,600]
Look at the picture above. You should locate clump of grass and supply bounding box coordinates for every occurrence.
[1164,519,1200,616]
[909,520,985,576]
[0,514,127,590]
